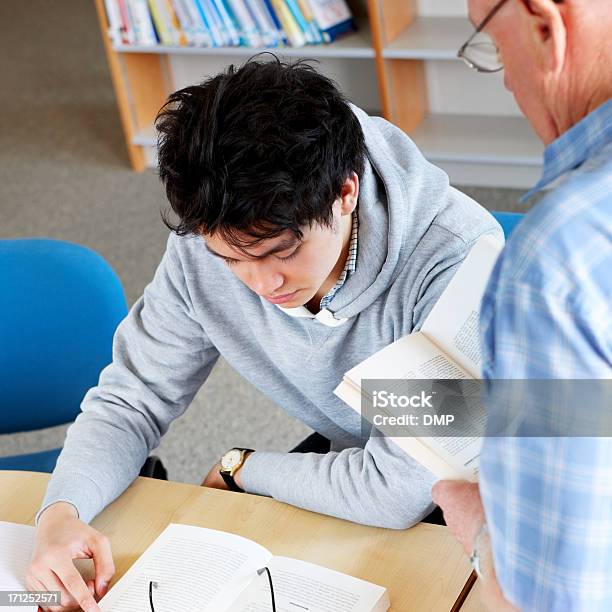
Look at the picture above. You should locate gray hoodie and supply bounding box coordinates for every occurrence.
[40,106,501,529]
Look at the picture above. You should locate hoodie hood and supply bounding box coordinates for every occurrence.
[328,105,455,319]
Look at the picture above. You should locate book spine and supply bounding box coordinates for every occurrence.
[247,0,278,46]
[103,0,123,44]
[147,0,172,44]
[242,0,270,46]
[227,0,264,46]
[269,0,305,46]
[210,0,242,45]
[193,0,223,46]
[125,0,141,43]
[320,17,355,41]
[132,0,158,44]
[118,0,137,44]
[308,0,355,42]
[297,0,323,43]
[222,0,247,46]
[284,0,314,44]
[199,0,230,45]
[182,0,212,46]
[163,0,188,45]
[261,0,286,45]
[171,0,195,44]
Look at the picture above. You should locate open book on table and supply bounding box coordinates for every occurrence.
[100,523,389,612]
[0,521,38,612]
[334,234,503,482]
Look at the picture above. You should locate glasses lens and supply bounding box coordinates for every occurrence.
[461,32,503,72]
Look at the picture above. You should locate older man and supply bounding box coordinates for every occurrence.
[433,0,612,610]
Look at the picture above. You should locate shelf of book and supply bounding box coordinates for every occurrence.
[96,0,545,187]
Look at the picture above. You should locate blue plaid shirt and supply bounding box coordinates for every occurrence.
[479,100,612,611]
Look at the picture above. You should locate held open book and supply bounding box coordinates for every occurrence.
[99,523,389,612]
[334,235,504,483]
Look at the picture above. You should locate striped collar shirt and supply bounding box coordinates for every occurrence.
[319,210,359,310]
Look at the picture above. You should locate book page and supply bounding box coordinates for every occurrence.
[0,521,37,612]
[388,378,485,480]
[99,524,271,612]
[334,335,483,480]
[230,556,389,612]
[389,431,481,482]
[338,332,472,391]
[421,234,503,377]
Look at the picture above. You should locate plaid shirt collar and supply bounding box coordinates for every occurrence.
[523,98,612,201]
[319,210,359,310]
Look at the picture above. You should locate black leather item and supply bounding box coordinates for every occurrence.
[422,506,447,526]
[290,432,331,454]
[220,448,254,492]
[221,471,245,492]
[139,455,168,480]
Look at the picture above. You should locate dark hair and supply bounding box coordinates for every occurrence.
[156,56,366,247]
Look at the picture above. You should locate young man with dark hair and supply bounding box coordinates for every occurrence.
[29,58,500,611]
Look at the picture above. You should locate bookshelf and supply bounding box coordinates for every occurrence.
[94,0,543,187]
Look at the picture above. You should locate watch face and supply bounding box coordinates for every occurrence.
[221,449,242,471]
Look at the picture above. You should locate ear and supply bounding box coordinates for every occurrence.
[339,172,359,216]
[521,0,567,73]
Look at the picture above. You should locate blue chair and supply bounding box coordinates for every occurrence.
[491,211,524,238]
[0,239,128,472]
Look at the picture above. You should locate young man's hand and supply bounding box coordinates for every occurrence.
[201,463,229,490]
[201,455,251,491]
[432,481,484,553]
[28,502,115,612]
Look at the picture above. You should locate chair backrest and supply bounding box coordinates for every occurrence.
[491,211,524,238]
[0,239,128,434]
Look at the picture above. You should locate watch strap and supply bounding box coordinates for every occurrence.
[220,448,254,493]
[221,470,245,492]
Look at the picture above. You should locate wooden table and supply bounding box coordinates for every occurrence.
[0,471,476,611]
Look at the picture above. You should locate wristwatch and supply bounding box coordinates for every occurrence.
[219,448,254,492]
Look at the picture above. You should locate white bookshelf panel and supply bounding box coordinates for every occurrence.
[436,160,541,189]
[384,17,471,59]
[426,61,522,117]
[169,55,381,113]
[415,112,543,188]
[411,114,542,165]
[417,0,468,17]
[411,113,542,167]
[114,34,374,59]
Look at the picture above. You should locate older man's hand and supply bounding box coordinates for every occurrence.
[432,481,484,554]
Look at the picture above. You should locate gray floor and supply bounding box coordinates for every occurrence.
[0,1,529,484]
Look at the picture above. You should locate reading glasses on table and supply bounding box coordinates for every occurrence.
[148,567,277,611]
